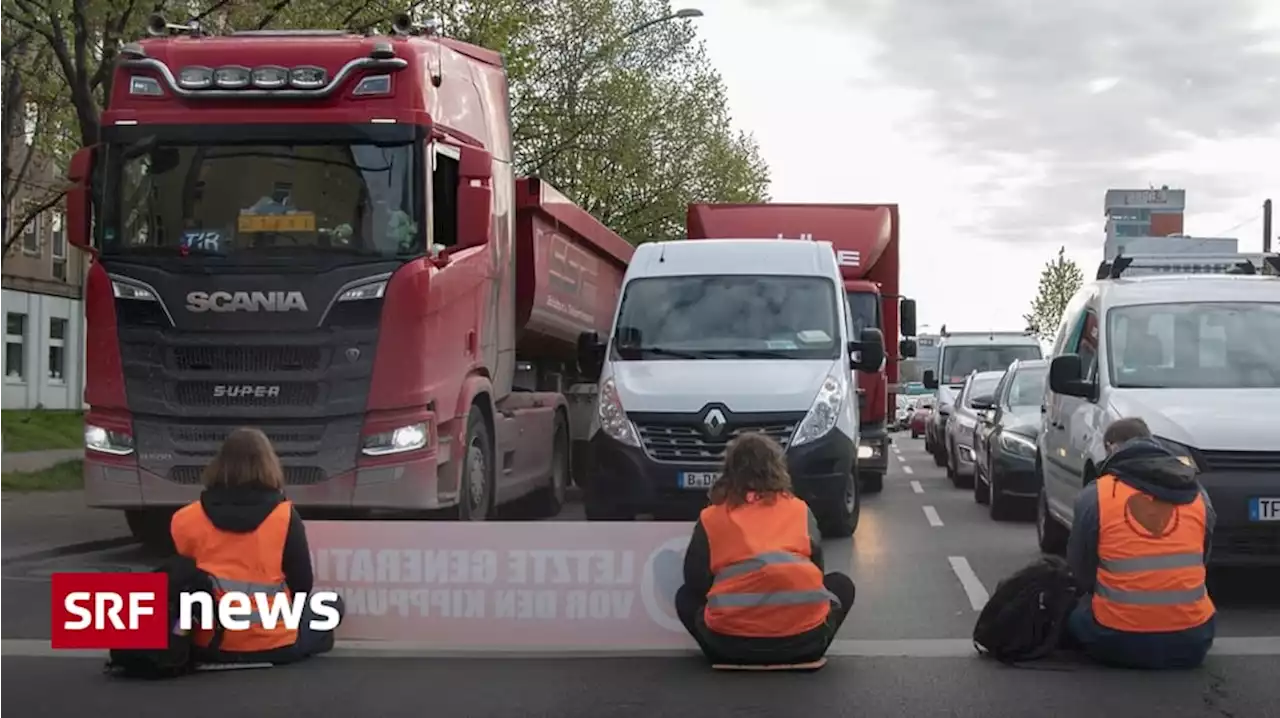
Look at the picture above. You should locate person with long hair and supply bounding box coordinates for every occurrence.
[675,432,856,665]
[170,427,342,664]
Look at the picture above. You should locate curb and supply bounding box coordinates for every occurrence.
[0,536,138,566]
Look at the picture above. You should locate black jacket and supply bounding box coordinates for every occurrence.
[190,486,314,594]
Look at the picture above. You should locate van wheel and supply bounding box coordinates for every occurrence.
[126,509,175,552]
[1036,487,1069,555]
[817,472,860,538]
[530,413,569,518]
[459,406,494,521]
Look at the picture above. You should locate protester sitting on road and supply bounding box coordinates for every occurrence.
[674,432,855,665]
[170,427,343,664]
[1065,417,1216,669]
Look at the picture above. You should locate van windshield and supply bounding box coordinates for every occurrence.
[940,345,1042,384]
[1107,302,1280,388]
[612,275,841,360]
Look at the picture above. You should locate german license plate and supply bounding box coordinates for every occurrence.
[679,471,719,490]
[1248,498,1280,522]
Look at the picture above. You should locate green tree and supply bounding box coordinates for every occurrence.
[1024,246,1084,340]
[2,0,770,247]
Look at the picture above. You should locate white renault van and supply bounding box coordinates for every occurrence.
[1037,254,1280,566]
[576,239,885,537]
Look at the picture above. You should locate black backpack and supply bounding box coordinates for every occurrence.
[104,556,223,679]
[973,555,1080,664]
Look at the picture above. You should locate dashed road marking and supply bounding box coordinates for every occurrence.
[910,481,924,494]
[947,556,990,611]
[922,506,943,527]
[901,464,914,475]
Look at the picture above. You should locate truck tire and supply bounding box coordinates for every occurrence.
[530,412,569,518]
[860,471,884,495]
[126,509,175,552]
[459,406,494,521]
[816,472,860,538]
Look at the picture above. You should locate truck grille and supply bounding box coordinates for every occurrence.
[168,465,329,486]
[169,425,326,457]
[174,382,319,407]
[1200,450,1280,473]
[1214,526,1280,557]
[173,346,323,373]
[636,422,797,464]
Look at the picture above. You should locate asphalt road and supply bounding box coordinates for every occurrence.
[3,436,1278,717]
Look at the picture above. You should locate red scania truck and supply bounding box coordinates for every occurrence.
[63,16,632,545]
[686,203,917,493]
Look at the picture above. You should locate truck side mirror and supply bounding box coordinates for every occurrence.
[899,338,917,358]
[576,331,605,380]
[899,298,917,337]
[849,328,885,373]
[1049,354,1094,399]
[66,147,95,252]
[456,145,493,249]
[922,369,938,389]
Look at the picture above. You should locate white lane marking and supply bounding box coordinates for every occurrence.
[910,480,924,494]
[8,637,1280,659]
[947,556,990,611]
[901,464,914,475]
[922,506,943,527]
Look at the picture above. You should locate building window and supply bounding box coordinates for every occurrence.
[22,213,41,255]
[5,313,27,381]
[48,317,68,383]
[51,213,67,280]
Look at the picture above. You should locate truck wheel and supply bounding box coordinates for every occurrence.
[860,471,884,495]
[530,413,569,518]
[817,472,860,538]
[126,509,175,552]
[459,406,494,521]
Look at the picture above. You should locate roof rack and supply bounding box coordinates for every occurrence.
[1097,252,1279,280]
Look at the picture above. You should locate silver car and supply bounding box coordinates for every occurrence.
[944,370,1005,488]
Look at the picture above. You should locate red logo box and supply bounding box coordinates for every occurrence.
[50,573,169,650]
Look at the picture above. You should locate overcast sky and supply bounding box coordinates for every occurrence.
[693,0,1280,331]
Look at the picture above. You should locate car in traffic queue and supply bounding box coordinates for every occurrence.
[909,397,933,438]
[971,359,1048,520]
[942,370,1005,488]
[1037,253,1280,566]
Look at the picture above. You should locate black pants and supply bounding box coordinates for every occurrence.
[196,596,345,665]
[675,573,855,665]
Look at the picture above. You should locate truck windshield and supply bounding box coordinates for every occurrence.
[613,275,841,360]
[940,345,1041,384]
[846,290,881,337]
[1107,302,1280,389]
[101,141,420,261]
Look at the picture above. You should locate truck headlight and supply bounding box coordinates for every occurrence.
[598,378,640,447]
[86,424,134,456]
[999,432,1037,459]
[792,371,845,448]
[362,422,429,456]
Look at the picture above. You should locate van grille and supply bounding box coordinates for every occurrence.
[635,422,797,464]
[1200,450,1280,473]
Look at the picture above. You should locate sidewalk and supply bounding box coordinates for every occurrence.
[2,449,83,474]
[1,490,132,562]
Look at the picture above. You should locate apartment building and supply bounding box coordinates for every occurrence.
[3,156,89,410]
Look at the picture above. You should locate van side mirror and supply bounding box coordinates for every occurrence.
[899,338,917,358]
[66,147,95,251]
[899,298,917,337]
[576,331,605,380]
[456,145,493,249]
[922,369,938,390]
[1049,354,1094,399]
[849,328,885,373]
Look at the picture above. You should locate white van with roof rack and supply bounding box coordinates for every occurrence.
[1036,253,1280,566]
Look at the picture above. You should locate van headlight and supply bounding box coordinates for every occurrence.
[362,422,429,456]
[86,424,134,455]
[598,378,640,447]
[791,371,845,448]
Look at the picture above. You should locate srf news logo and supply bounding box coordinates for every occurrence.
[51,573,341,649]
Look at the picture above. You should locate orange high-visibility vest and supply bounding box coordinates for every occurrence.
[701,493,831,638]
[171,500,298,652]
[1092,475,1215,633]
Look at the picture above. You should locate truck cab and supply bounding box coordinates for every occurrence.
[577,238,885,537]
